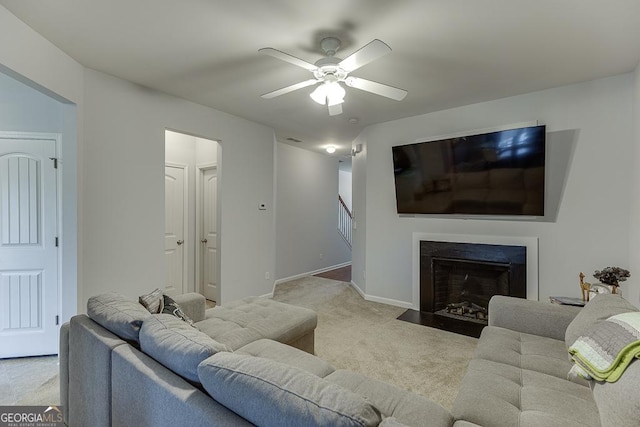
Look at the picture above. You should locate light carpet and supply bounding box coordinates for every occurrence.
[0,355,59,406]
[273,276,478,409]
[9,275,478,410]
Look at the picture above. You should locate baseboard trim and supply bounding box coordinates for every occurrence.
[273,261,352,287]
[350,281,366,299]
[350,281,415,310]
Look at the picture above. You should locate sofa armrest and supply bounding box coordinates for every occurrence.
[173,293,206,323]
[59,322,70,426]
[488,295,582,341]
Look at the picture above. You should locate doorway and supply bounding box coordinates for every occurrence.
[197,165,218,302]
[164,164,187,296]
[164,130,220,302]
[0,133,60,358]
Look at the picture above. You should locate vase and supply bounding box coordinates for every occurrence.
[609,285,621,296]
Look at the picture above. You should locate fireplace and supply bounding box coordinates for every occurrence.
[431,258,510,323]
[399,239,527,337]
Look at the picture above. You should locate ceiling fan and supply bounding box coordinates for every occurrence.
[259,37,408,116]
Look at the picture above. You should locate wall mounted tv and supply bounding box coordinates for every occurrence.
[392,124,546,216]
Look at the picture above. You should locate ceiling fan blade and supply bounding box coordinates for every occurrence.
[328,102,343,116]
[345,76,408,101]
[259,47,317,71]
[261,79,319,99]
[339,39,391,73]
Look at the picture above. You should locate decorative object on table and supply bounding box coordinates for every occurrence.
[593,266,630,295]
[579,272,591,302]
[588,283,612,301]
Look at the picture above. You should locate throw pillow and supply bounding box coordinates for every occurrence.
[198,353,382,427]
[87,292,151,342]
[162,294,194,326]
[139,314,230,383]
[138,288,164,313]
[565,294,638,350]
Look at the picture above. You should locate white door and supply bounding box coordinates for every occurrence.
[201,167,218,302]
[164,165,186,296]
[0,138,58,358]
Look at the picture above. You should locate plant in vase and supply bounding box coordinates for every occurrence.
[593,267,630,294]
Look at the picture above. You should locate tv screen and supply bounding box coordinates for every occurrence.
[392,125,545,216]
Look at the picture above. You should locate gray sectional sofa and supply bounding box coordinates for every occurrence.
[454,294,640,427]
[61,291,640,426]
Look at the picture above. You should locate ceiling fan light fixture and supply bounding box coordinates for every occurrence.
[310,84,327,105]
[310,81,345,106]
[326,82,345,106]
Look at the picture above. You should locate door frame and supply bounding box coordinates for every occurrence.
[0,131,62,350]
[164,162,189,294]
[195,163,219,298]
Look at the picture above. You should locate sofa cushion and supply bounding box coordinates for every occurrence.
[235,339,335,378]
[325,370,453,427]
[474,326,586,384]
[379,418,410,427]
[198,353,382,427]
[139,314,230,383]
[87,292,150,342]
[452,358,599,427]
[565,294,638,350]
[196,297,317,351]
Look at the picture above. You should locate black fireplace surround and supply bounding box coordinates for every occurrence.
[422,240,526,311]
[398,240,526,337]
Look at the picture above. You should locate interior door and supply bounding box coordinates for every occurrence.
[201,167,218,302]
[0,137,58,358]
[164,165,186,296]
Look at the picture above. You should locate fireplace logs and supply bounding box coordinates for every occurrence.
[444,301,488,321]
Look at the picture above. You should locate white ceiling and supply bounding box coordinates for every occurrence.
[2,0,640,158]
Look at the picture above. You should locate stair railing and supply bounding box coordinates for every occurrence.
[338,195,352,248]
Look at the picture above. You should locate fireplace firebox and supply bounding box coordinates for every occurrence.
[431,258,510,323]
[399,240,526,337]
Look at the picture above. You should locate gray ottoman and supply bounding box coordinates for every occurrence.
[196,297,317,353]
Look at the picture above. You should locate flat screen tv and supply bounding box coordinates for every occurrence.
[392,125,545,216]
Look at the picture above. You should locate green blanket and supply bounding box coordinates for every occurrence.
[568,312,640,382]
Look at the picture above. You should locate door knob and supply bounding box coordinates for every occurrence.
[201,239,208,243]
[177,240,184,245]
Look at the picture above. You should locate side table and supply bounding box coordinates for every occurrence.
[549,296,586,307]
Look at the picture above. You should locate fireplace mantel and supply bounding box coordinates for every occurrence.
[411,233,539,310]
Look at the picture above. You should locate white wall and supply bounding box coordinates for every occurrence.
[1,4,277,313]
[629,65,640,308]
[353,74,637,307]
[82,69,275,307]
[275,143,351,282]
[0,72,64,131]
[0,5,82,322]
[351,132,367,290]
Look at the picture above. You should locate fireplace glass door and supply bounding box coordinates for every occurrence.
[432,258,510,324]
